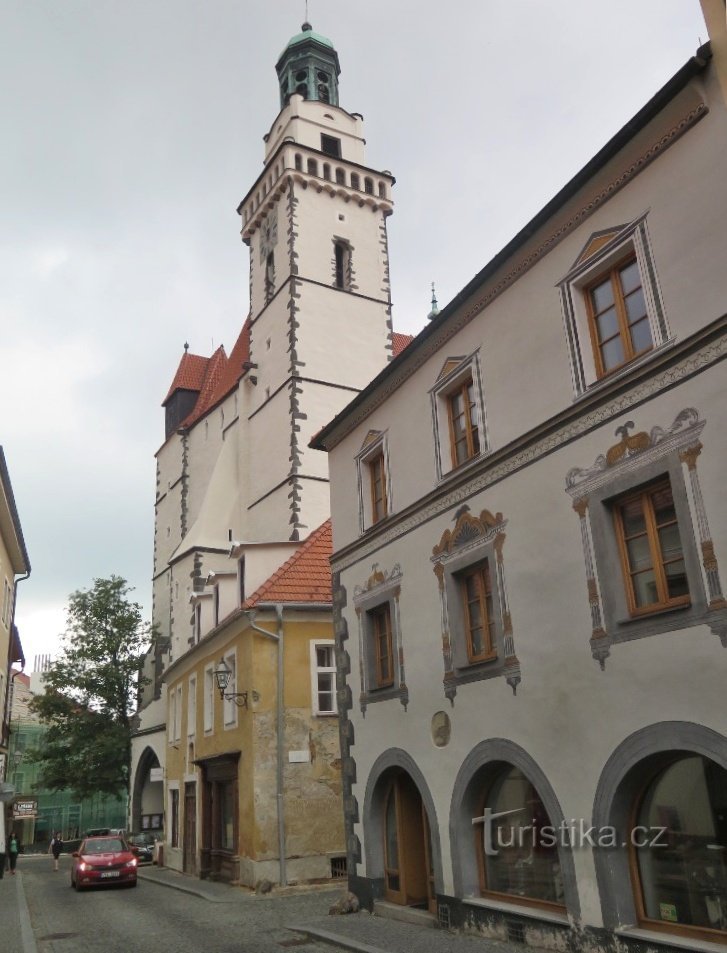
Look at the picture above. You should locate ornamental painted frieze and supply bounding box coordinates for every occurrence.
[431,505,521,698]
[566,407,726,665]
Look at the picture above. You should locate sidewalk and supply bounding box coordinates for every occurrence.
[0,870,37,953]
[137,866,525,953]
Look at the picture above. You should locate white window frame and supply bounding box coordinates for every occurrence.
[174,684,183,742]
[222,649,237,729]
[355,431,392,533]
[168,684,177,745]
[203,664,214,734]
[187,674,197,739]
[310,640,336,716]
[168,782,180,849]
[558,214,671,398]
[430,350,488,482]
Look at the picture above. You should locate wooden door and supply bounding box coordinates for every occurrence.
[183,782,197,875]
[383,772,429,907]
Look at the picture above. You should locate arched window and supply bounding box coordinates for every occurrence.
[294,154,303,172]
[350,173,360,191]
[364,177,374,195]
[323,163,331,181]
[475,765,564,908]
[378,181,387,199]
[307,158,318,176]
[633,755,727,941]
[335,167,346,186]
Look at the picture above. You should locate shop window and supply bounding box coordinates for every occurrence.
[633,754,727,941]
[475,764,565,909]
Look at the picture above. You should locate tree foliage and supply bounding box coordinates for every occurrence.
[29,576,153,799]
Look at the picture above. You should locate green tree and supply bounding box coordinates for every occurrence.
[29,576,153,799]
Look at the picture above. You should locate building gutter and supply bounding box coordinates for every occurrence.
[243,604,286,887]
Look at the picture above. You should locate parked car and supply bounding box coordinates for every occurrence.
[70,836,138,890]
[128,833,154,864]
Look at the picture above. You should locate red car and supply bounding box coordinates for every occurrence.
[70,835,138,890]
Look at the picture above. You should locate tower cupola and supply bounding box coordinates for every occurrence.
[276,22,341,108]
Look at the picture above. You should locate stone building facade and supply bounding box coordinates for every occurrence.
[313,5,727,950]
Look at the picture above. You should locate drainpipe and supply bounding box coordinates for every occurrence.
[243,603,285,886]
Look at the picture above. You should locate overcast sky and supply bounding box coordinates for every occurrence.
[1,1,707,667]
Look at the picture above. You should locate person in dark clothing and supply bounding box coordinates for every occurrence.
[8,833,19,874]
[49,832,63,871]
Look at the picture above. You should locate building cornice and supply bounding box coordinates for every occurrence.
[330,313,727,574]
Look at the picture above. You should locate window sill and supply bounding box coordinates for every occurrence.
[438,451,490,485]
[463,896,570,926]
[615,926,727,952]
[616,601,691,626]
[575,336,677,402]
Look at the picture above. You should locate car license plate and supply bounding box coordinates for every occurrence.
[100,871,120,878]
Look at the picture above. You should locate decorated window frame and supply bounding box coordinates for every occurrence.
[430,351,488,482]
[431,505,521,700]
[353,563,408,714]
[565,408,727,668]
[356,430,392,533]
[558,214,671,397]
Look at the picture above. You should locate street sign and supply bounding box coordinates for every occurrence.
[13,799,38,818]
[149,767,163,782]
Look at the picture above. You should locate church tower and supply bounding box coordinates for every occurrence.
[237,22,395,541]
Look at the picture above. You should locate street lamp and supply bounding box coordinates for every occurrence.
[213,657,248,709]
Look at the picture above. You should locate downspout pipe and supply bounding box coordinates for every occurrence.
[243,604,286,886]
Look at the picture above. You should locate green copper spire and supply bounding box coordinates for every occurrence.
[276,22,341,109]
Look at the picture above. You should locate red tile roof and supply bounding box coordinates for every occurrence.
[243,520,332,607]
[163,319,252,430]
[163,351,210,405]
[392,331,413,356]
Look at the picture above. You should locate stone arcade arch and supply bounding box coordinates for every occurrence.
[592,721,727,935]
[449,738,581,919]
[130,744,163,835]
[363,748,444,909]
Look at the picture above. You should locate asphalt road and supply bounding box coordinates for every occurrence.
[18,856,351,953]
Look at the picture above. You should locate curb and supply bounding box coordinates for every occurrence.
[137,869,237,903]
[287,924,388,953]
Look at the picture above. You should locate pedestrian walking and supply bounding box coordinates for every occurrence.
[49,832,63,871]
[7,833,19,875]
